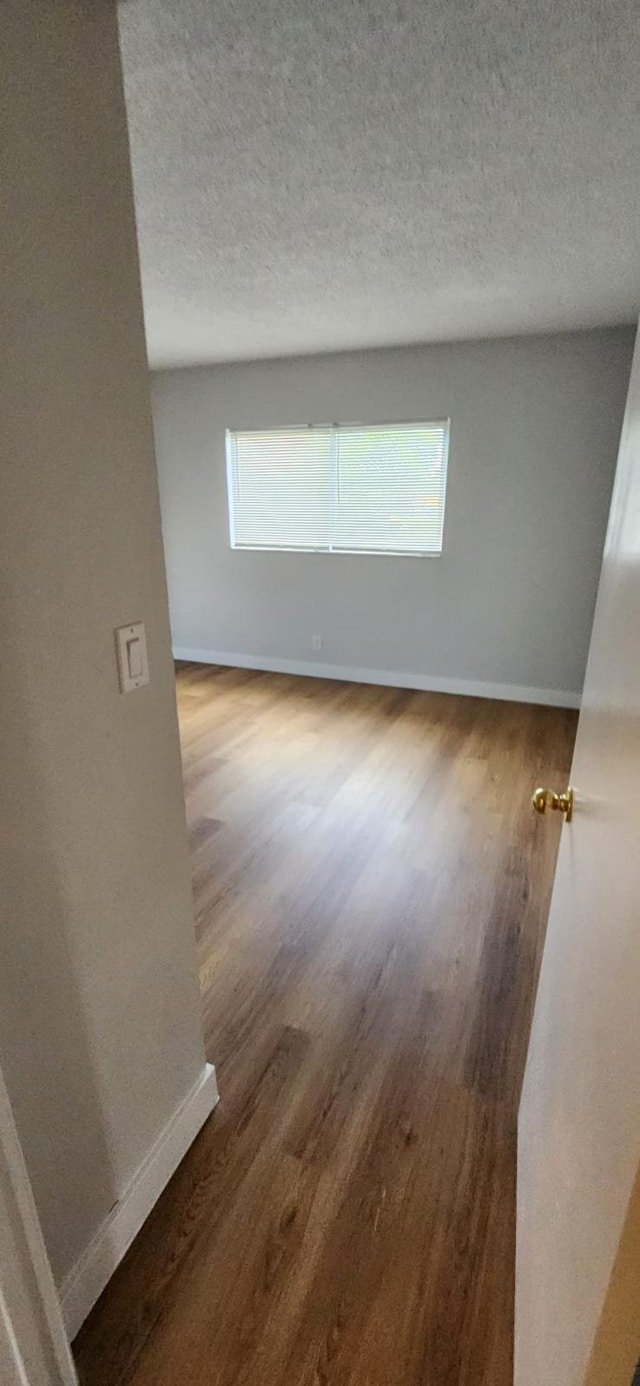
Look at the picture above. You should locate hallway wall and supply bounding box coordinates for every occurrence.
[0,0,212,1322]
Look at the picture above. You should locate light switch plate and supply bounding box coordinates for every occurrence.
[115,621,149,693]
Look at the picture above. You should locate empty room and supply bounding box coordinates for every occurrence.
[3,3,640,1386]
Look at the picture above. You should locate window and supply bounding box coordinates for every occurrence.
[225,420,449,557]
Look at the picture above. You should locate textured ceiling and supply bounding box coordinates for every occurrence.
[118,0,640,367]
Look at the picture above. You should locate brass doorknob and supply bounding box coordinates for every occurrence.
[532,786,573,822]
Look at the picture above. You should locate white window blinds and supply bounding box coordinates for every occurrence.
[226,420,449,556]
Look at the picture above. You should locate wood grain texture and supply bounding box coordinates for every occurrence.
[73,665,576,1386]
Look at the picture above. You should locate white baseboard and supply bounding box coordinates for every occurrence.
[173,646,581,709]
[60,1063,219,1340]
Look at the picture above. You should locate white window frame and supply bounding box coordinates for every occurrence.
[225,419,450,559]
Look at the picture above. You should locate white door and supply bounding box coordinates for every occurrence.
[516,323,640,1386]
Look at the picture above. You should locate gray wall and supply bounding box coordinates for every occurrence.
[0,0,207,1288]
[152,328,633,702]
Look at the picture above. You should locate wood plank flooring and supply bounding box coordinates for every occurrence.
[74,665,577,1386]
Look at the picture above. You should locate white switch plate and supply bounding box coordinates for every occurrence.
[115,621,149,693]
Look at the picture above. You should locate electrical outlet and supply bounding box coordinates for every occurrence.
[312,634,322,651]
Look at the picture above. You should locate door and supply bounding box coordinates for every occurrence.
[515,323,640,1386]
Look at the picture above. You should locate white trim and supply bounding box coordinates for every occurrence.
[60,1063,219,1341]
[0,1066,78,1385]
[173,647,581,709]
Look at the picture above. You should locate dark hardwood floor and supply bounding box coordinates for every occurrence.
[74,665,576,1385]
